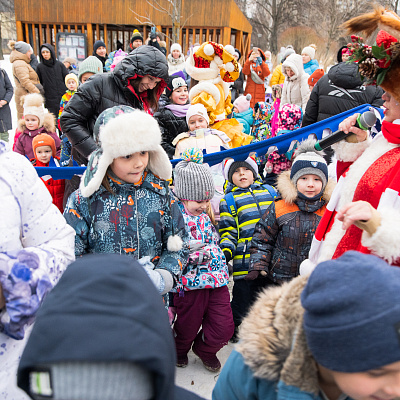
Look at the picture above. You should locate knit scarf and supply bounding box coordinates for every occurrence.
[255,57,263,67]
[165,103,190,117]
[382,120,400,144]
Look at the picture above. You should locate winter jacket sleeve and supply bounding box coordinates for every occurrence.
[63,189,91,256]
[219,197,238,259]
[30,53,38,71]
[242,59,251,76]
[249,202,279,272]
[156,193,189,288]
[153,111,177,159]
[2,70,13,104]
[233,71,244,94]
[212,350,277,400]
[369,86,384,108]
[302,83,320,126]
[14,62,40,94]
[14,135,25,156]
[270,64,284,87]
[0,151,75,340]
[300,75,311,111]
[260,62,270,80]
[280,80,289,108]
[60,79,101,160]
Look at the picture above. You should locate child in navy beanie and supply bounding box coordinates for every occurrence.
[213,251,400,400]
[248,138,334,285]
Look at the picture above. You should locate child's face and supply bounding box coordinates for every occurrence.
[232,106,239,113]
[285,67,295,78]
[183,200,209,216]
[41,48,51,60]
[110,151,149,184]
[66,78,77,91]
[296,174,322,198]
[35,145,52,164]
[301,54,311,64]
[25,115,40,131]
[188,114,208,131]
[232,166,254,188]
[80,72,94,83]
[327,360,400,400]
[171,86,188,105]
[131,39,143,49]
[172,49,181,59]
[138,75,162,93]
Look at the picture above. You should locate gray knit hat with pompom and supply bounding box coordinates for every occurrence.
[174,148,215,201]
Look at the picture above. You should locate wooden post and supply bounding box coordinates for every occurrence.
[32,24,37,55]
[39,24,44,48]
[96,24,100,41]
[104,24,108,50]
[46,24,51,44]
[186,28,190,53]
[206,28,209,43]
[16,21,24,41]
[222,27,231,46]
[87,23,93,56]
[179,26,183,49]
[24,23,29,44]
[67,25,71,33]
[143,26,147,43]
[53,25,57,45]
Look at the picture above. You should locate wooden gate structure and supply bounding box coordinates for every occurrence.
[14,0,252,59]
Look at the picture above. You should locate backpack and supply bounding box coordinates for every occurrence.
[224,184,279,237]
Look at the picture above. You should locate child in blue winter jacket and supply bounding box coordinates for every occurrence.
[64,106,188,297]
[172,148,234,373]
[219,155,277,342]
[232,94,253,135]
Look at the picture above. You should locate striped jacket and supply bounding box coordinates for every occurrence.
[219,180,276,280]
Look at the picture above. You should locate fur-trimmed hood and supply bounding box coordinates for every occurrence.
[17,112,56,133]
[276,170,335,204]
[237,275,320,395]
[282,53,306,80]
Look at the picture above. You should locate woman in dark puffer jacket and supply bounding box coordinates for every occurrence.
[60,45,169,166]
[36,43,68,120]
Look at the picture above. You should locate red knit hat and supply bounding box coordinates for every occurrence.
[32,134,56,157]
[308,68,325,86]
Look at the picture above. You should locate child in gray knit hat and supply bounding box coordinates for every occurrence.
[172,147,234,372]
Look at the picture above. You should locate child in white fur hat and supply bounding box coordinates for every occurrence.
[14,93,61,160]
[64,106,189,297]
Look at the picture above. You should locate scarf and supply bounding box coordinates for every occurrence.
[382,120,400,144]
[165,103,190,117]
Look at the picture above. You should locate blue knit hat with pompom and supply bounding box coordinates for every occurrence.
[173,148,215,201]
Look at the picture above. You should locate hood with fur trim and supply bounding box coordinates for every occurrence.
[17,112,56,133]
[276,170,335,204]
[237,275,320,395]
[282,53,305,80]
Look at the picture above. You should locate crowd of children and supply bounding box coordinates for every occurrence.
[4,26,400,400]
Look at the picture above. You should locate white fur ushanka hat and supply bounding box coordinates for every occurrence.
[80,109,172,197]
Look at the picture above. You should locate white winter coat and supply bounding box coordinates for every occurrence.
[167,53,186,75]
[0,144,75,399]
[281,54,310,111]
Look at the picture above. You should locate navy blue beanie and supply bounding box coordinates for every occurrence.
[301,251,400,372]
[93,40,106,53]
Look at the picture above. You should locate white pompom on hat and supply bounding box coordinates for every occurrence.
[23,93,45,127]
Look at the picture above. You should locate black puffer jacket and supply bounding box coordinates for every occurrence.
[0,68,14,131]
[302,62,384,126]
[153,95,188,159]
[60,46,168,165]
[36,43,68,118]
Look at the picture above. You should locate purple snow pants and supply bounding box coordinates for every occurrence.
[173,286,234,361]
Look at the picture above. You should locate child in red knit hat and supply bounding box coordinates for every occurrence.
[31,133,65,213]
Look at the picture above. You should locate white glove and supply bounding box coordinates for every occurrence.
[137,256,173,295]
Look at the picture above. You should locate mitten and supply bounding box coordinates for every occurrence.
[138,256,173,295]
[244,270,260,281]
[223,250,232,263]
